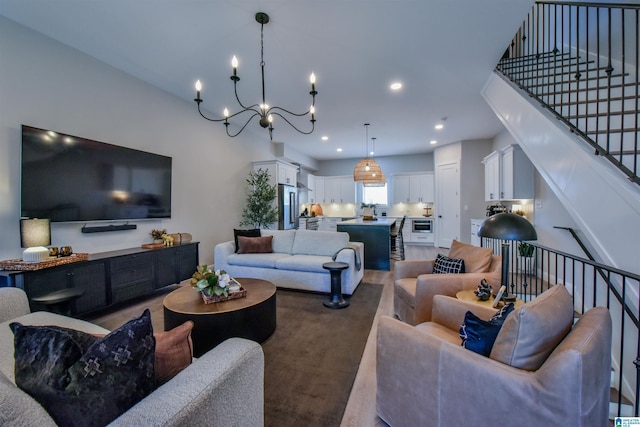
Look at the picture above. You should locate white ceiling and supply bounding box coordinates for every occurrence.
[0,0,533,161]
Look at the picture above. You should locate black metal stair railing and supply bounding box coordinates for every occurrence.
[496,1,640,186]
[481,235,640,418]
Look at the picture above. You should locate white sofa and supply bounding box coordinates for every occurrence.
[214,229,364,295]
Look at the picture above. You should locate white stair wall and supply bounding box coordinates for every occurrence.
[482,71,640,277]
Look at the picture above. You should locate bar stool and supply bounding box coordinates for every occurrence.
[390,216,406,261]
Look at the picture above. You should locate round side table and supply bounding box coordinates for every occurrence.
[322,262,349,309]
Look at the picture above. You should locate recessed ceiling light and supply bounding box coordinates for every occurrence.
[337,148,343,152]
[390,82,402,91]
[434,123,444,130]
[321,136,329,141]
[430,140,437,145]
[369,151,374,156]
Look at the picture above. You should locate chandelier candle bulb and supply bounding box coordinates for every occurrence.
[231,55,238,76]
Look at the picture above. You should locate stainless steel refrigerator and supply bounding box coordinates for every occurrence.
[278,184,299,230]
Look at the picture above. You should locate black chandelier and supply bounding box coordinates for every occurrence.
[193,12,317,140]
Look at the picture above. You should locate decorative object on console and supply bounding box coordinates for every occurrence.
[353,123,386,187]
[477,212,537,300]
[190,265,246,304]
[193,12,317,141]
[20,218,51,263]
[150,229,167,243]
[474,279,493,301]
[59,246,73,257]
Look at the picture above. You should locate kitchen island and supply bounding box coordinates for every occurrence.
[337,218,396,271]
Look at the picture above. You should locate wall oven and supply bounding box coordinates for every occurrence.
[412,218,433,233]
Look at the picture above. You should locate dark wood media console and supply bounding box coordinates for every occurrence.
[1,242,199,316]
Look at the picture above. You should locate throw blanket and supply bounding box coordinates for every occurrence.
[332,244,362,271]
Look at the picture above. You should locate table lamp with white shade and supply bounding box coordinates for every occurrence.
[20,218,51,262]
[477,212,537,300]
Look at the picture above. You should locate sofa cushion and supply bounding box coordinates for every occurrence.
[11,309,155,427]
[275,254,333,273]
[459,303,514,357]
[227,252,291,268]
[261,229,296,254]
[433,254,465,274]
[0,371,56,426]
[237,235,273,254]
[291,230,349,257]
[233,229,260,253]
[490,285,574,371]
[448,239,493,273]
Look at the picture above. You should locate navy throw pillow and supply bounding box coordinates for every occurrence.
[433,253,465,274]
[459,303,514,356]
[233,228,261,253]
[11,309,155,427]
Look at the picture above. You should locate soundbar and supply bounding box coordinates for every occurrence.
[81,224,137,233]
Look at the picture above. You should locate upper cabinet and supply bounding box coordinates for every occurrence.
[482,145,534,202]
[253,160,299,186]
[393,172,434,203]
[323,176,355,204]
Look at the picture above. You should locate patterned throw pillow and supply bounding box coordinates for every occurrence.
[11,309,155,427]
[433,253,465,274]
[459,303,515,356]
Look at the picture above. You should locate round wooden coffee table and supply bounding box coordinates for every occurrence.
[163,278,276,357]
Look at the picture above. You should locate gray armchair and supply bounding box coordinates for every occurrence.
[377,285,612,427]
[394,240,501,325]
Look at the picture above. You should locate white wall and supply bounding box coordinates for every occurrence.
[315,153,434,176]
[0,17,276,265]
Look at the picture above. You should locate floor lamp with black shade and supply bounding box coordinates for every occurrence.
[477,213,537,301]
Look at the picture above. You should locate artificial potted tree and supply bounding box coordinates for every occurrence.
[240,168,278,229]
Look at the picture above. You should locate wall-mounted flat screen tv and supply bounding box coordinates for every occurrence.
[21,125,172,222]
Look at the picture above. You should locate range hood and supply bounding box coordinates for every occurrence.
[296,181,310,191]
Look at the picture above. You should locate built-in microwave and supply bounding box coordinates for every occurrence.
[412,218,433,233]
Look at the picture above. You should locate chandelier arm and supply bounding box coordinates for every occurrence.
[270,112,315,135]
[226,107,262,120]
[232,80,259,112]
[226,113,261,138]
[268,106,313,118]
[196,104,227,122]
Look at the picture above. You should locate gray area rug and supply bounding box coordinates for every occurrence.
[262,282,383,427]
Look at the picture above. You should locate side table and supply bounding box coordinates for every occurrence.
[322,262,349,309]
[31,288,85,316]
[456,289,524,310]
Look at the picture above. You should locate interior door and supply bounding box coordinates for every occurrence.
[436,162,460,248]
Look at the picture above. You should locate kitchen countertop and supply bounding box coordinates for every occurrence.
[337,218,396,226]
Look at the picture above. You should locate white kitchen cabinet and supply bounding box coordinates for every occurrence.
[482,145,534,202]
[392,175,410,203]
[318,217,340,231]
[278,162,298,185]
[323,176,354,203]
[482,152,501,202]
[393,173,434,203]
[253,160,299,186]
[308,174,324,203]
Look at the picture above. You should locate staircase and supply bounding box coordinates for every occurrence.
[482,1,640,420]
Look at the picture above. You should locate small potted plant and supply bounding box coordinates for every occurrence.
[150,229,167,243]
[517,242,535,273]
